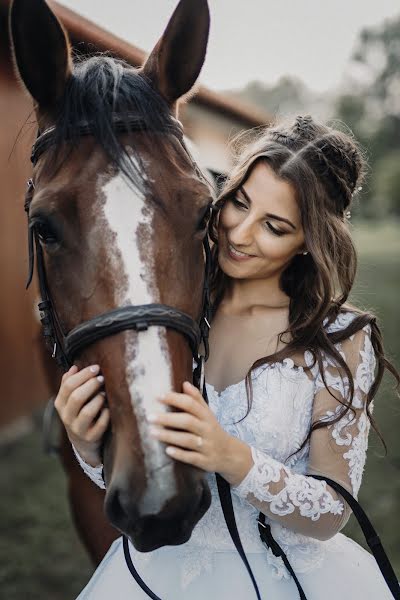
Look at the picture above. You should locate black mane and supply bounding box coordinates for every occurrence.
[49,55,173,188]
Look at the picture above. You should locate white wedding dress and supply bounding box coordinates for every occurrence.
[75,311,395,599]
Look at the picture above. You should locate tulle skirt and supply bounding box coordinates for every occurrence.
[76,533,395,599]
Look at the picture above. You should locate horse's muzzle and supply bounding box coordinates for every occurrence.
[105,476,211,551]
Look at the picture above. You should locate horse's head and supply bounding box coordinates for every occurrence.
[10,0,213,550]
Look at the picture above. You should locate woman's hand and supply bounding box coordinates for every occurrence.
[54,364,110,467]
[149,381,253,486]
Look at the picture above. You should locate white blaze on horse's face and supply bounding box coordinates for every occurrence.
[99,159,176,515]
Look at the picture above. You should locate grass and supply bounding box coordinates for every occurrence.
[0,421,92,599]
[0,221,399,598]
[342,221,400,570]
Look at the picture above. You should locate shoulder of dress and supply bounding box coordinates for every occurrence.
[323,310,358,334]
[323,311,373,343]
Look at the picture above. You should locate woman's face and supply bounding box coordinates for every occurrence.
[218,161,306,281]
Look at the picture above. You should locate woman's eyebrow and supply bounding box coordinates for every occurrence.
[239,186,296,230]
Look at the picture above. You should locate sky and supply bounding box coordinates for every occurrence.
[59,0,400,94]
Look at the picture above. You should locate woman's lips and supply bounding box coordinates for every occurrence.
[227,242,257,262]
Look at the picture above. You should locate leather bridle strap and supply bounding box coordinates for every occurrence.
[64,304,201,360]
[258,476,400,600]
[30,113,184,165]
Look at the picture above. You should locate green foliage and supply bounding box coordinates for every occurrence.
[373,150,400,216]
[335,15,400,219]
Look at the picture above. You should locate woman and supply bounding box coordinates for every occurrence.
[55,115,399,599]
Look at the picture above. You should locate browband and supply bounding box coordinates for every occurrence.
[31,114,184,165]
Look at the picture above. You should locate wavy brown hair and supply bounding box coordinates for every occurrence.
[209,115,399,458]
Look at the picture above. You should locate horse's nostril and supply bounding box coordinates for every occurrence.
[106,488,124,522]
[105,486,137,529]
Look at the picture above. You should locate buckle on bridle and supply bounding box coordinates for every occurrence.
[257,519,267,529]
[196,354,205,393]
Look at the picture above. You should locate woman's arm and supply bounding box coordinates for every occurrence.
[231,325,375,540]
[54,364,109,488]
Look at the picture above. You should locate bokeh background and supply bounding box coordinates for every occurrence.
[0,1,399,598]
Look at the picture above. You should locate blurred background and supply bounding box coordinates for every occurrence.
[0,1,399,598]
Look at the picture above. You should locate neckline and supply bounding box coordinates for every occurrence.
[205,363,266,396]
[205,358,306,397]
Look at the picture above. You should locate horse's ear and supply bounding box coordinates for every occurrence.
[141,0,210,105]
[9,0,72,113]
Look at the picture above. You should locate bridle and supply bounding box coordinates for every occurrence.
[24,111,263,600]
[25,114,213,393]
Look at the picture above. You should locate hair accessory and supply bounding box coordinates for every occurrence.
[345,210,351,219]
[294,115,313,133]
[302,251,308,255]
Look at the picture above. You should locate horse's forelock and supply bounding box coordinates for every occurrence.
[45,55,172,190]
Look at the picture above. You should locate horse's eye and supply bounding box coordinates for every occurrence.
[33,221,59,246]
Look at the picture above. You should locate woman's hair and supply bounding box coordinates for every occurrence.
[209,115,399,458]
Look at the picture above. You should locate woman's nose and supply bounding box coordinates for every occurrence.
[230,217,255,246]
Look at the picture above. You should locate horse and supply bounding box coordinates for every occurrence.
[10,0,214,554]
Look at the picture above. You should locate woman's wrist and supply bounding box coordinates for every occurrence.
[218,435,253,487]
[71,440,102,467]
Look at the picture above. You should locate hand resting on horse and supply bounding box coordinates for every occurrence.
[55,369,253,485]
[54,365,110,467]
[149,381,252,486]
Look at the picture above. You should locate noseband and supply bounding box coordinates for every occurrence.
[25,114,213,391]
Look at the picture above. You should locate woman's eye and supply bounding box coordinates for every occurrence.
[231,197,247,209]
[266,222,285,237]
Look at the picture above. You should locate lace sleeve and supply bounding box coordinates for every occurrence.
[71,443,106,490]
[232,324,375,541]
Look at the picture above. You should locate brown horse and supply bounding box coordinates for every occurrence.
[10,0,213,554]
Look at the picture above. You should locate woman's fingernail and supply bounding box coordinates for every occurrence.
[90,365,100,373]
[166,447,176,456]
[147,414,158,423]
[100,391,106,397]
[97,375,104,383]
[149,426,159,436]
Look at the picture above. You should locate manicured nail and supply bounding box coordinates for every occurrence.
[147,414,158,423]
[90,365,100,373]
[149,426,160,436]
[97,375,104,383]
[166,447,176,455]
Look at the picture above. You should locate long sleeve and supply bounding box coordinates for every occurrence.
[232,324,375,542]
[71,443,106,490]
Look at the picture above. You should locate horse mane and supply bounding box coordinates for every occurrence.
[47,55,173,190]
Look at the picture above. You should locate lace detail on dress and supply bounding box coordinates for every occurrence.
[71,443,105,490]
[234,447,344,520]
[311,320,376,498]
[342,412,370,496]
